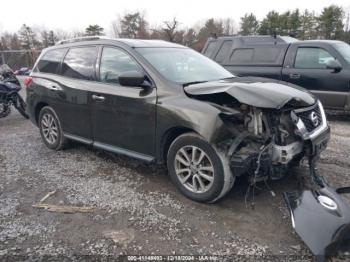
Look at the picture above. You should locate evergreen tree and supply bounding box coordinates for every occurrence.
[85,24,104,36]
[318,5,344,39]
[239,13,259,35]
[18,24,38,49]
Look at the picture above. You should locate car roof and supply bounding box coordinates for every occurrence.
[52,37,185,49]
[293,40,345,45]
[208,35,298,44]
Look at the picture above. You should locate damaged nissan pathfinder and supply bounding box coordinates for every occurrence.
[26,37,350,256]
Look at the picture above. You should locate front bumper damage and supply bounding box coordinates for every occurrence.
[284,123,350,257]
[284,185,350,257]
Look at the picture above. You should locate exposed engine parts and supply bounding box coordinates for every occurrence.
[228,104,322,183]
[271,141,303,165]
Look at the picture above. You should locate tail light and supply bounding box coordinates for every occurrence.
[23,76,32,88]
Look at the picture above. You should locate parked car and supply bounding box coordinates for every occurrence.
[202,36,350,112]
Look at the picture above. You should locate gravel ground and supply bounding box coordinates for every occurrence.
[0,93,349,260]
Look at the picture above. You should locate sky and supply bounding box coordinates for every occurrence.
[0,0,349,35]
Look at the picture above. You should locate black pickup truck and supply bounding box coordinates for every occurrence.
[202,36,350,111]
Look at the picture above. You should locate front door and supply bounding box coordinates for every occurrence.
[282,45,349,110]
[91,46,156,160]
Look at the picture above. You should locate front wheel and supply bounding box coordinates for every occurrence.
[167,133,234,203]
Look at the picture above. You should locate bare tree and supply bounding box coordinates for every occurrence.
[222,18,237,35]
[162,18,180,42]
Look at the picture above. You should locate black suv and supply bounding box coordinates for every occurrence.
[26,37,330,203]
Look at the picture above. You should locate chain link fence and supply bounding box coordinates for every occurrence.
[0,50,41,70]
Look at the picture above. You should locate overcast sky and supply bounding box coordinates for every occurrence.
[0,0,349,34]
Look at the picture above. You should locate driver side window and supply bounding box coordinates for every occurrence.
[99,47,142,84]
[294,47,334,69]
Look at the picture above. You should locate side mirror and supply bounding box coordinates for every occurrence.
[326,59,342,72]
[119,71,147,87]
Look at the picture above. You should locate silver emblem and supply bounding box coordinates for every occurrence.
[317,195,337,211]
[309,111,319,127]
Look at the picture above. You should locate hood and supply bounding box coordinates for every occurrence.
[184,77,316,109]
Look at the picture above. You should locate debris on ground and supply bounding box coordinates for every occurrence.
[39,190,56,203]
[32,203,94,213]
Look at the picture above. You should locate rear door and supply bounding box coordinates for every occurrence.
[55,46,99,140]
[282,44,349,109]
[33,46,98,141]
[90,46,156,160]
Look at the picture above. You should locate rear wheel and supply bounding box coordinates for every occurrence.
[38,106,67,150]
[167,133,234,203]
[0,103,11,118]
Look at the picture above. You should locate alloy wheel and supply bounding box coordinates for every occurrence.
[41,113,58,144]
[174,145,214,193]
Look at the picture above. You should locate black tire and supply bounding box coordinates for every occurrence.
[0,103,11,118]
[167,132,228,203]
[14,95,29,119]
[38,106,67,150]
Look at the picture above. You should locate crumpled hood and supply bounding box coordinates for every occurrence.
[184,77,316,109]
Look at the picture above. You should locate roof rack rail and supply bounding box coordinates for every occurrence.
[56,36,112,45]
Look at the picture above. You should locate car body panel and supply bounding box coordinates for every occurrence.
[184,77,316,109]
[284,185,350,256]
[89,81,157,157]
[29,74,94,140]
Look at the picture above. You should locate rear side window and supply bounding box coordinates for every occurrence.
[294,47,334,69]
[215,40,232,63]
[203,41,217,57]
[36,48,67,74]
[61,47,98,80]
[253,47,282,63]
[230,47,284,65]
[230,48,254,63]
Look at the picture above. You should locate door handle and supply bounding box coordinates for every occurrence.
[289,73,301,79]
[92,94,105,102]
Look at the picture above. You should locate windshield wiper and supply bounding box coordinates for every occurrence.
[183,81,208,87]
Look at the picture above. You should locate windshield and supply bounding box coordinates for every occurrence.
[136,47,233,84]
[334,42,350,64]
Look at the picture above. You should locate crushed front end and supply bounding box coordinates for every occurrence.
[225,100,330,184]
[185,78,350,257]
[224,101,350,258]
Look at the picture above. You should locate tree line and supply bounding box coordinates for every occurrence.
[0,4,349,55]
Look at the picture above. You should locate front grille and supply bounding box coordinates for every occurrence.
[294,103,323,132]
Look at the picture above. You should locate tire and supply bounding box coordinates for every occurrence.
[0,103,11,118]
[14,95,29,119]
[38,106,67,150]
[167,132,234,203]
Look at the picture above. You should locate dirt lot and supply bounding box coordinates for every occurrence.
[0,94,350,260]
